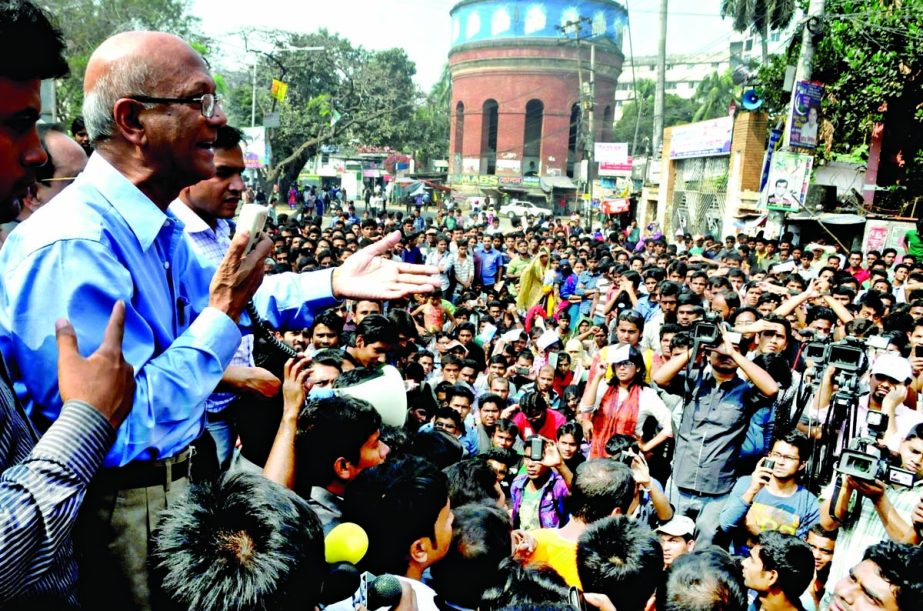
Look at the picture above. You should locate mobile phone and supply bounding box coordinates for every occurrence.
[763,458,776,471]
[528,437,544,461]
[915,345,923,358]
[237,204,268,253]
[516,366,531,376]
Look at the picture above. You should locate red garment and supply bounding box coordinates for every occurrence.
[850,267,870,284]
[513,409,567,440]
[589,383,641,459]
[552,370,574,399]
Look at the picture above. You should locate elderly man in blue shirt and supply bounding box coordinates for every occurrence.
[0,31,438,611]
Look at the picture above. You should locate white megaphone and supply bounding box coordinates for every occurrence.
[334,364,407,427]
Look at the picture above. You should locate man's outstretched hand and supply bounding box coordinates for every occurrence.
[332,230,440,300]
[56,300,136,429]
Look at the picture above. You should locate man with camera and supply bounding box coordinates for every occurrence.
[653,326,779,546]
[818,423,923,605]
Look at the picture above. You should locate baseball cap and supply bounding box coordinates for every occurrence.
[655,515,696,538]
[445,340,468,355]
[870,353,912,382]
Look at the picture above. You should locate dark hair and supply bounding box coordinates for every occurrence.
[657,548,747,611]
[0,0,69,81]
[70,116,85,135]
[151,472,325,611]
[577,516,663,611]
[905,422,923,442]
[214,125,244,150]
[294,395,382,493]
[773,430,810,463]
[659,281,681,298]
[519,391,548,418]
[556,420,583,444]
[342,455,449,576]
[568,459,634,521]
[446,383,475,406]
[481,558,571,610]
[434,406,465,433]
[430,504,511,609]
[861,540,923,609]
[494,418,520,438]
[311,348,345,372]
[355,314,398,347]
[604,433,640,457]
[408,430,465,469]
[806,306,837,327]
[444,460,502,508]
[310,309,344,337]
[755,532,815,602]
[479,393,505,412]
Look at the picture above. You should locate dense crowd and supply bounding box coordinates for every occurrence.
[1,2,922,611]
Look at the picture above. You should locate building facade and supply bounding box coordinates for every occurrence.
[448,0,628,202]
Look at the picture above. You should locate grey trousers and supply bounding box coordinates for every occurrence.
[75,471,189,611]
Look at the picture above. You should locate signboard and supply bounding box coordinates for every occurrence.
[495,159,522,176]
[242,127,269,169]
[262,112,280,128]
[761,151,814,213]
[448,174,542,189]
[594,142,629,164]
[862,218,916,258]
[598,156,634,177]
[788,81,823,149]
[462,157,481,174]
[669,116,734,160]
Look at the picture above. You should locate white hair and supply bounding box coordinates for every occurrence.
[82,58,153,142]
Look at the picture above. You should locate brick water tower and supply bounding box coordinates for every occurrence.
[448,0,627,201]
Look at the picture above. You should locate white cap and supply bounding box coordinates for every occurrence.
[656,515,696,537]
[870,353,912,383]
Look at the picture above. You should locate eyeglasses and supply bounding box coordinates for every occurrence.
[768,451,799,463]
[127,92,222,118]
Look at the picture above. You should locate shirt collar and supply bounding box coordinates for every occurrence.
[169,198,212,234]
[84,153,172,251]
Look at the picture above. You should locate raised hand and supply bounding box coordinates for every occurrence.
[332,230,440,300]
[56,300,136,428]
[281,357,310,423]
[209,230,272,322]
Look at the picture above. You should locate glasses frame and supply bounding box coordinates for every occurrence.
[127,93,222,118]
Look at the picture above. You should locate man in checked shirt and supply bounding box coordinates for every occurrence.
[169,125,281,468]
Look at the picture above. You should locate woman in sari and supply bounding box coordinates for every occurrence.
[516,248,550,313]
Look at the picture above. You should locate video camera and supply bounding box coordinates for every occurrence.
[803,335,867,373]
[836,410,916,487]
[692,313,741,349]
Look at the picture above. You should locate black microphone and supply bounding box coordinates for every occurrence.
[368,574,404,609]
[320,562,361,606]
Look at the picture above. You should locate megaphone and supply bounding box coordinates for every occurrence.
[741,88,764,111]
[334,364,408,427]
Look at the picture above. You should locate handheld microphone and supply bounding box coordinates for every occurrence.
[368,574,404,609]
[324,522,369,565]
[320,562,360,606]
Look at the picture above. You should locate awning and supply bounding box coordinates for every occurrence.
[541,176,577,191]
[785,212,865,225]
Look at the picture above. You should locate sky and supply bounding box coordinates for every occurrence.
[189,0,735,90]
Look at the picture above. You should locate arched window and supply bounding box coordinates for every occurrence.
[601,105,613,142]
[454,101,465,154]
[481,99,499,175]
[523,99,543,176]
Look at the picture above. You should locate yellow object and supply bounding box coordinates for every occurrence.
[324,522,369,564]
[270,79,288,102]
[528,529,582,588]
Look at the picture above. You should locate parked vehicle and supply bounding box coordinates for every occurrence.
[499,199,552,218]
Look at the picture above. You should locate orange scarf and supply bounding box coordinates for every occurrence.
[589,383,641,459]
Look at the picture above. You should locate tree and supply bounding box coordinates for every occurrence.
[221,30,422,187]
[408,64,451,170]
[43,0,203,122]
[754,0,923,210]
[612,79,696,155]
[720,0,797,64]
[691,70,736,122]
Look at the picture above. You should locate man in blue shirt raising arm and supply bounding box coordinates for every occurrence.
[0,1,136,607]
[0,30,439,611]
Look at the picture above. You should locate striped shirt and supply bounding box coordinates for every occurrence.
[0,352,114,607]
[169,201,254,414]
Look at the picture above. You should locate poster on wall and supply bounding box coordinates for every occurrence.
[788,81,823,149]
[461,157,481,174]
[862,218,916,258]
[761,151,814,212]
[594,143,629,164]
[242,127,269,169]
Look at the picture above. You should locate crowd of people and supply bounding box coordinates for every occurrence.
[1,2,923,611]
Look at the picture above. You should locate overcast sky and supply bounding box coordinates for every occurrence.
[190,0,734,90]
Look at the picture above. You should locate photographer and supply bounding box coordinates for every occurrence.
[819,423,923,597]
[653,328,778,545]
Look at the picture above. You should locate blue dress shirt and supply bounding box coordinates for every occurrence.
[0,154,338,468]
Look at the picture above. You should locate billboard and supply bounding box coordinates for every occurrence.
[788,81,823,149]
[669,116,733,160]
[761,151,814,213]
[594,142,629,164]
[242,127,269,169]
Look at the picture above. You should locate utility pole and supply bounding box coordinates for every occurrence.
[782,0,826,148]
[652,0,668,157]
[557,16,594,221]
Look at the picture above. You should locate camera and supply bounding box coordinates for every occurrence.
[836,412,915,487]
[828,344,865,372]
[693,321,721,347]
